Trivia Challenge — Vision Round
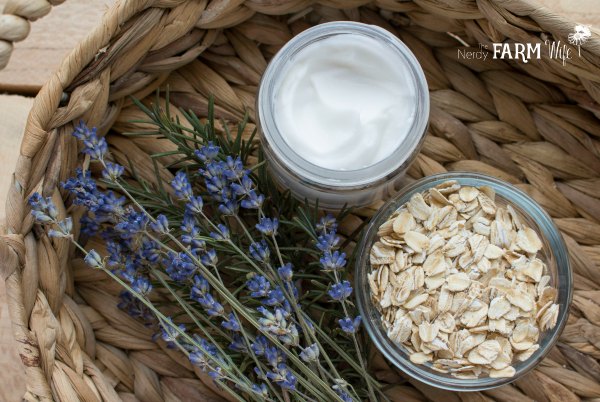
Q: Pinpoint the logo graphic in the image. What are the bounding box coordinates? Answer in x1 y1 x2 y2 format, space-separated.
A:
458 24 591 66
568 24 592 46
569 24 592 56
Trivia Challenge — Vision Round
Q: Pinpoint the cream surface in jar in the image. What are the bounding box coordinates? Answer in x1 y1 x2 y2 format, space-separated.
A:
274 34 417 170
258 22 429 209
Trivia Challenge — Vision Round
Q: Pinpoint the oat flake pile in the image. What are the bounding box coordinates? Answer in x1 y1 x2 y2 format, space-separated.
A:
368 180 560 379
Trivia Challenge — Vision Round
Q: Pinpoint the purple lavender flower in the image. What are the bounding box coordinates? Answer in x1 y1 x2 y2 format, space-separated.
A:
218 199 239 216
106 241 125 266
194 142 220 162
165 251 196 282
62 169 102 211
186 196 204 214
189 335 222 375
139 239 161 264
201 160 225 180
80 214 100 236
206 175 227 196
149 214 169 234
195 293 224 317
320 250 347 271
221 312 241 332
180 215 206 252
335 389 354 402
263 287 285 306
200 249 218 267
102 162 124 181
338 316 361 334
316 231 340 252
228 334 247 352
181 212 196 233
230 175 254 196
328 280 353 301
95 191 126 219
266 364 297 391
209 224 230 241
181 233 206 253
208 366 224 381
30 209 53 223
84 249 103 269
160 319 186 344
299 343 319 362
116 261 140 284
250 335 269 357
316 214 338 235
114 210 149 239
258 307 298 346
73 122 107 161
171 171 193 200
277 263 293 282
241 190 264 209
131 276 153 296
220 186 234 203
256 217 279 236
251 383 268 397
48 217 73 238
223 156 246 181
246 275 270 298
254 366 267 381
249 240 270 263
264 344 286 367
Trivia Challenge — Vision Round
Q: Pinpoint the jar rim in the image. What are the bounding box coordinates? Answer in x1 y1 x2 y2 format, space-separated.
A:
354 172 573 391
257 21 430 188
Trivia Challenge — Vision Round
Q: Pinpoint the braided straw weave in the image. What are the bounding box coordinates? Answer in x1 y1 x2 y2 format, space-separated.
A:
2 0 600 400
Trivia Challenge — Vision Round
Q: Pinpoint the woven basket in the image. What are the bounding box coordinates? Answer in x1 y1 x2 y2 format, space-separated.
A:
2 0 600 401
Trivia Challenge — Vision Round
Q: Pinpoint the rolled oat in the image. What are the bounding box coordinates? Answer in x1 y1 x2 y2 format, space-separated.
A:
369 180 559 379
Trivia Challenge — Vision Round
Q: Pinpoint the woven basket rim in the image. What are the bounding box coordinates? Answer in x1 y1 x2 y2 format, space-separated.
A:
3 0 600 401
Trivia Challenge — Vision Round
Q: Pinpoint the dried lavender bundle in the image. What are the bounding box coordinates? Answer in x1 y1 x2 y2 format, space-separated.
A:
29 99 382 402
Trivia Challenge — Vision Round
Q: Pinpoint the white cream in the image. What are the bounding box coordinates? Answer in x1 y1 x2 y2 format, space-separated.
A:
273 34 417 171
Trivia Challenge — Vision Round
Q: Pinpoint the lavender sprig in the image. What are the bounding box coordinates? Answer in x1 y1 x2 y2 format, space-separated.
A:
29 193 251 401
315 214 377 401
189 142 353 399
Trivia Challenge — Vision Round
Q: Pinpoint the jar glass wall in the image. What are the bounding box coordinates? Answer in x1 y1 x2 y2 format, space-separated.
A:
257 21 429 209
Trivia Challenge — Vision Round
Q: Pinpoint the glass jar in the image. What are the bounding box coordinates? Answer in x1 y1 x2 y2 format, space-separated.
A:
355 172 573 391
257 21 429 210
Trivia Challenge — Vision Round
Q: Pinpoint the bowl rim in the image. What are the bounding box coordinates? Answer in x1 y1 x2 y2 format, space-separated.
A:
354 171 573 391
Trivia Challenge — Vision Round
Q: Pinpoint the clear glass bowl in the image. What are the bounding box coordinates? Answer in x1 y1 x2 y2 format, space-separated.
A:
355 172 573 391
